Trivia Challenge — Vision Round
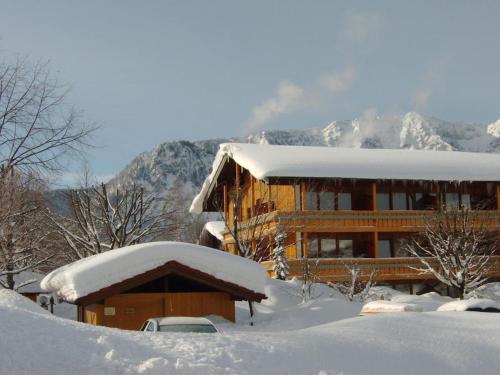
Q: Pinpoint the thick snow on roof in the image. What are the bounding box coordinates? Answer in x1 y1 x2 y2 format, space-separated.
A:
41 242 267 303
190 143 500 213
204 221 226 241
437 298 500 312
1 271 44 293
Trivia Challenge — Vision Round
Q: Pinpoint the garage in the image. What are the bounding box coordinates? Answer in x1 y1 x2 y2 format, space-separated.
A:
41 242 267 330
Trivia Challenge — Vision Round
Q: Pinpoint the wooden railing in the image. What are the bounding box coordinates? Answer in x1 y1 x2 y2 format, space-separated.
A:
260 256 500 283
262 210 500 233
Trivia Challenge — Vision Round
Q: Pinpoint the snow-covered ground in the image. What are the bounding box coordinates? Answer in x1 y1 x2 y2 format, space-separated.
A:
2 281 500 374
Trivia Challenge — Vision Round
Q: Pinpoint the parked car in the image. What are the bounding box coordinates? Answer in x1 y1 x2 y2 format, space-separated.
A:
140 316 220 333
360 300 423 316
437 298 500 313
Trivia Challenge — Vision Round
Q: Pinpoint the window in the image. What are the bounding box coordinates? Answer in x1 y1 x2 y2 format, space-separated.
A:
146 322 155 332
461 193 471 209
305 192 317 210
377 193 390 210
392 193 407 210
321 238 336 258
338 240 353 257
338 193 352 210
409 193 424 210
307 234 355 258
307 237 319 257
378 240 392 258
304 190 352 211
319 191 335 210
445 193 460 210
159 324 217 333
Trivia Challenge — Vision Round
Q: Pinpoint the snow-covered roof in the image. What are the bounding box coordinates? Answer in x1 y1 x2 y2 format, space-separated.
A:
41 242 267 303
203 221 226 241
190 143 500 213
437 298 500 312
1 271 44 294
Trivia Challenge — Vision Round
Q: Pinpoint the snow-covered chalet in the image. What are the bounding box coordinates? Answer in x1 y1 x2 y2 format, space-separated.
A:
191 143 500 292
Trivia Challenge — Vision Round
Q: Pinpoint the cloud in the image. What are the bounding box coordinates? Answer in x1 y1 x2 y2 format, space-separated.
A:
319 67 357 94
412 57 449 111
340 11 381 45
245 66 357 133
245 81 306 132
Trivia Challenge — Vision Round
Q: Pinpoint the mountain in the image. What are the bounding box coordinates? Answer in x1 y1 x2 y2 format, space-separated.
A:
107 112 500 209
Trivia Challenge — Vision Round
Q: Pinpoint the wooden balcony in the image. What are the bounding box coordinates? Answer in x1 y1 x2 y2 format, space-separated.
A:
253 210 500 233
260 256 500 283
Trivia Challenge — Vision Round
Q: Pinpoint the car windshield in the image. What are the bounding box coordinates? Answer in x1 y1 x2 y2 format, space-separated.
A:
158 324 217 333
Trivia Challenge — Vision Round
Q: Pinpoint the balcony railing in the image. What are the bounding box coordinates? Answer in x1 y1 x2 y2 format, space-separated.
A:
241 210 500 233
260 256 500 283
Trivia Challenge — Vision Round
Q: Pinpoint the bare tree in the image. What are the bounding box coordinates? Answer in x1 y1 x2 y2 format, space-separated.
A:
49 182 178 262
0 57 95 175
327 262 377 302
222 181 292 261
0 169 53 290
405 208 497 299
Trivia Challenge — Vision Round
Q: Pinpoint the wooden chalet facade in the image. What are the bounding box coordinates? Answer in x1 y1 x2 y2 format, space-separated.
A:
191 143 500 289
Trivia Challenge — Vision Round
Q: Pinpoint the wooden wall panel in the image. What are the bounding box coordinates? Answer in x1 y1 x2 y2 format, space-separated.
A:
103 293 164 331
164 292 235 322
86 292 236 330
83 304 104 326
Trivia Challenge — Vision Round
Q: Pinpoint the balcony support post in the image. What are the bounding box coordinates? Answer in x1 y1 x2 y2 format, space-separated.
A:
497 184 500 211
371 181 377 210
223 184 228 223
373 231 379 258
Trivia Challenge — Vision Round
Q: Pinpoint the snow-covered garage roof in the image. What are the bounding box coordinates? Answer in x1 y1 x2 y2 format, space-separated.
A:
41 242 267 304
190 143 500 213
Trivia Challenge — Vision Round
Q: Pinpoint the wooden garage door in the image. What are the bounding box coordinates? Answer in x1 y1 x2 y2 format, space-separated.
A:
164 292 235 322
103 293 164 330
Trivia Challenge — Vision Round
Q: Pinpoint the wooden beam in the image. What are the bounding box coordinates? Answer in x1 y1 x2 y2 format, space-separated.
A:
235 164 241 190
303 232 308 257
223 184 228 222
373 231 379 258
371 181 377 210
497 184 500 211
300 181 306 210
251 177 255 216
435 181 441 210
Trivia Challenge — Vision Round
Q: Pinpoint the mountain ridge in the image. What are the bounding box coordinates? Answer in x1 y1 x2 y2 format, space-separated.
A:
107 112 500 207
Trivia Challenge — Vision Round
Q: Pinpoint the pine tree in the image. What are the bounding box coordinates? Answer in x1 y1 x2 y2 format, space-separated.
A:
272 232 289 280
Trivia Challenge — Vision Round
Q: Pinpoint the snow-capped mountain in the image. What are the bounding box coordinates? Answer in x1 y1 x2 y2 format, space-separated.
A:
108 112 500 206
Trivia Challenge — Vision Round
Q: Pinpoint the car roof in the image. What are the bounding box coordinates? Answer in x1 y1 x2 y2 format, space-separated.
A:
150 316 215 326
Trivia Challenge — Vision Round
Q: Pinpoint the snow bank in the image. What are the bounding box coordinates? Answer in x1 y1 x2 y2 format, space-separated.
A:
190 142 500 213
203 221 226 241
234 278 362 331
41 242 267 302
437 298 500 312
0 289 49 315
361 300 423 315
2 291 500 375
388 292 453 312
470 282 500 300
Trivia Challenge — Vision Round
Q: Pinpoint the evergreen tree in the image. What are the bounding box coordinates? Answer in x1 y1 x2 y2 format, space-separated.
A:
272 232 289 280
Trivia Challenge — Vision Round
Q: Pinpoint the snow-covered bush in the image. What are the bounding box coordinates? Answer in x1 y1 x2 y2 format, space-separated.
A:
272 232 289 280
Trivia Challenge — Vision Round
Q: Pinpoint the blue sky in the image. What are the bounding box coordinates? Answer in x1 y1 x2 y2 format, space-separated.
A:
1 1 500 183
